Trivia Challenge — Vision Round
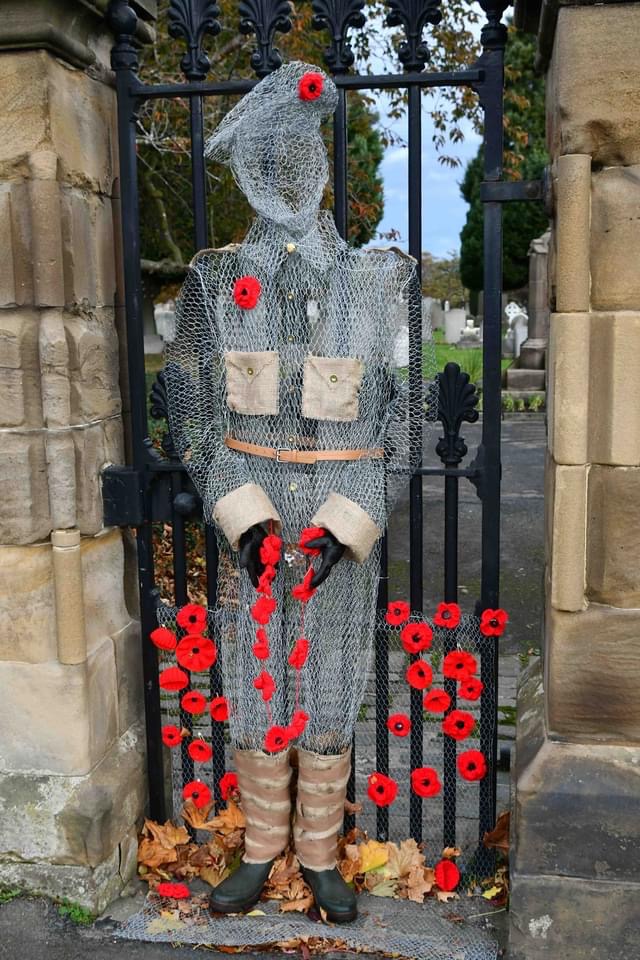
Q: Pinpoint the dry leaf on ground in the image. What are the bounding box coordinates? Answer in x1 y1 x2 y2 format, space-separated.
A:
483 810 510 856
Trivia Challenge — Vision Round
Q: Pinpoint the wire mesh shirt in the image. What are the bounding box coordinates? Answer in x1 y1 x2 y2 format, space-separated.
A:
166 62 437 756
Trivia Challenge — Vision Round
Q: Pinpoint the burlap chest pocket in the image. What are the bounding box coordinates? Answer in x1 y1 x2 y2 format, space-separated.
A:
224 351 279 415
301 355 364 422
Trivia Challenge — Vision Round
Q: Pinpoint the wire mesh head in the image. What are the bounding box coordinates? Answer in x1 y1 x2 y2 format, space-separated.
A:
205 62 338 233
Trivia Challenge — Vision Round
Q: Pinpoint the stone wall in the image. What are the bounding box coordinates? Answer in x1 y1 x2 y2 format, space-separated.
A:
0 1 155 911
510 3 640 958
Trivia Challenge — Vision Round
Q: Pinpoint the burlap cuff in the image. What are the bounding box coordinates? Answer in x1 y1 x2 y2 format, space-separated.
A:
213 483 282 550
311 491 380 563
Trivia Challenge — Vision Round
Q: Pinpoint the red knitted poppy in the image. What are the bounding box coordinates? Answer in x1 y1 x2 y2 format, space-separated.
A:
157 882 190 899
442 709 475 741
298 72 324 101
219 771 239 801
458 676 484 701
286 709 309 739
209 695 229 722
387 713 411 737
479 608 509 637
253 670 276 702
161 725 182 748
292 566 316 603
264 725 290 753
433 602 461 629
423 688 452 714
176 635 217 672
188 739 213 763
411 766 442 798
176 603 207 632
233 275 261 309
251 595 277 625
181 690 207 715
299 526 325 556
386 600 410 626
434 858 460 892
150 626 177 651
252 630 270 660
457 749 487 781
367 772 398 807
288 637 309 669
159 666 189 692
406 659 433 690
400 621 433 655
182 780 212 809
259 534 282 566
442 650 477 680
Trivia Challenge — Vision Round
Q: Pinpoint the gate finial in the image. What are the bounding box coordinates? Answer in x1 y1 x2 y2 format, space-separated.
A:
108 0 139 72
238 0 293 78
384 0 443 73
168 0 221 81
311 0 366 74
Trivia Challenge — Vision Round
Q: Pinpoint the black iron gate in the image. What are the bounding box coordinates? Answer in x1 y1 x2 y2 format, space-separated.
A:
104 0 541 868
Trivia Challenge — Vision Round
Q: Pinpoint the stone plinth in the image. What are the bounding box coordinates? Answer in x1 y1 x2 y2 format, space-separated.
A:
0 0 152 911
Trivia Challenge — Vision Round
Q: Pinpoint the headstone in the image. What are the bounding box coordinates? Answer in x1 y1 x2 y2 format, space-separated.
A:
443 307 467 344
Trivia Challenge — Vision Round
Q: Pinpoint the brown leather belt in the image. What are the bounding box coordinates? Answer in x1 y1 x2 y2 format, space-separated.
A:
224 436 384 464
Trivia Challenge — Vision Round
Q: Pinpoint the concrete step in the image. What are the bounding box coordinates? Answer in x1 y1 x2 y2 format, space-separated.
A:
506 368 546 390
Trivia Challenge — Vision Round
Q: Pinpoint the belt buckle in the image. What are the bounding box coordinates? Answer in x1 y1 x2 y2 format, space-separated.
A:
275 446 292 463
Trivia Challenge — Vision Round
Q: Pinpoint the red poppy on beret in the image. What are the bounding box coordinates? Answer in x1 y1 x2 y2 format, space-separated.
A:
423 688 451 714
251 595 277 625
219 771 239 801
286 709 309 739
459 676 484 701
367 772 398 807
387 713 411 737
433 602 461 629
176 603 207 633
259 534 282 566
299 526 325 557
410 766 442 798
406 659 433 690
288 636 309 670
161 724 182 748
400 621 433 655
443 650 477 681
253 670 276 702
479 608 509 637
457 749 487 781
159 666 189 691
181 690 207 715
150 626 177 651
188 739 213 763
292 566 316 603
442 709 475 741
434 858 460 892
298 72 324 101
233 275 261 309
252 629 270 660
264 725 290 753
182 780 212 809
157 882 190 899
176 635 217 672
386 600 410 626
209 695 229 722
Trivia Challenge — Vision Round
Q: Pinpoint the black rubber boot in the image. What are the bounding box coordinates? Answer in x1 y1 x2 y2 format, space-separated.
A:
301 866 357 923
209 859 274 914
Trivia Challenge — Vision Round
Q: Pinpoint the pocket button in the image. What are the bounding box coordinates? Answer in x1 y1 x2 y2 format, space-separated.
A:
329 374 338 383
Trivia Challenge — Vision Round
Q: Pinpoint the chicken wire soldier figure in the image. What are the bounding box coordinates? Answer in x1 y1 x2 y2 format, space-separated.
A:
166 61 436 921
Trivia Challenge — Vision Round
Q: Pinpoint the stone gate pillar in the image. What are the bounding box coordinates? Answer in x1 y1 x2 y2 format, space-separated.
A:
0 0 156 911
510 2 640 957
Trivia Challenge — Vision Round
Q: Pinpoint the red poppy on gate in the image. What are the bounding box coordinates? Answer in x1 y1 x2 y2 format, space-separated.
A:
259 534 283 566
150 626 177 651
433 602 462 629
209 695 229 722
442 650 478 681
385 600 410 626
219 771 239 801
292 566 316 603
233 275 261 310
400 621 433 655
182 780 212 809
251 595 277 625
458 676 484 701
442 709 475 742
288 637 309 670
252 629 270 660
188 739 213 763
406 659 433 690
286 709 309 739
156 882 190 900
411 766 442 798
299 526 325 556
159 666 189 692
161 725 182 748
181 690 207 715
457 749 487 782
298 72 324 101
367 772 398 807
434 858 460 892
176 604 207 633
253 670 276 701
387 713 411 737
423 688 451 714
479 608 509 637
176 635 217 672
264 725 290 753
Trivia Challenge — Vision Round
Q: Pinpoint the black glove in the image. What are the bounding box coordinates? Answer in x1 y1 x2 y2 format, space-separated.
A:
239 524 270 588
304 530 346 588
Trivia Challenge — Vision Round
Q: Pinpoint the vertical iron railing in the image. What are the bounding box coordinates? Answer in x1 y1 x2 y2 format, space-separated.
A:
106 0 516 853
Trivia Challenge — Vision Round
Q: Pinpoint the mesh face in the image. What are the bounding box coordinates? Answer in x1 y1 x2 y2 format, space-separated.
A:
165 60 437 757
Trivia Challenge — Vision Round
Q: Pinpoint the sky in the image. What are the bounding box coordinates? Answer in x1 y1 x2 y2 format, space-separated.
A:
374 107 482 258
